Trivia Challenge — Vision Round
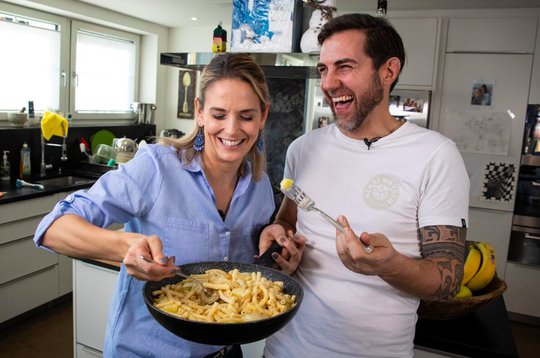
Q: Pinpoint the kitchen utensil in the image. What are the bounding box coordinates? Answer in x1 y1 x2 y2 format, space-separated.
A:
280 179 374 254
7 112 28 128
90 130 115 153
132 103 157 124
16 179 44 190
139 255 217 302
112 137 138 164
142 261 303 345
182 72 191 113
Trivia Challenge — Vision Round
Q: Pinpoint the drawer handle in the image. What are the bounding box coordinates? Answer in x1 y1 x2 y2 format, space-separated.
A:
524 233 540 240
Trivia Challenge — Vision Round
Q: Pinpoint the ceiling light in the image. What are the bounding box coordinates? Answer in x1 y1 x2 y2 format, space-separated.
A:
191 17 199 21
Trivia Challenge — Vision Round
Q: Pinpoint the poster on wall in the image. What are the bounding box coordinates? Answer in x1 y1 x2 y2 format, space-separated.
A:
177 71 195 119
480 161 516 203
470 81 494 107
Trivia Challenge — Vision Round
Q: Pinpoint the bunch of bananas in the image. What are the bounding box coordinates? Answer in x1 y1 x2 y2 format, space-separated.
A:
455 242 497 298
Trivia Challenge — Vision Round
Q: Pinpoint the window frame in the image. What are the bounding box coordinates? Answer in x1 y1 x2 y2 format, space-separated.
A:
0 2 141 124
69 20 140 121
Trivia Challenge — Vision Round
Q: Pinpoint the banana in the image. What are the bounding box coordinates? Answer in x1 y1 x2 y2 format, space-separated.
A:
455 284 473 298
462 243 482 285
466 242 496 292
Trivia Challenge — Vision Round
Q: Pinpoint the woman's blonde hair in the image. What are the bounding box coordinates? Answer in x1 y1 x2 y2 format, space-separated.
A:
160 53 271 181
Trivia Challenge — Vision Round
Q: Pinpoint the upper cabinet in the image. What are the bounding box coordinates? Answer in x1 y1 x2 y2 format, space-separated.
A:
391 18 440 89
447 17 537 54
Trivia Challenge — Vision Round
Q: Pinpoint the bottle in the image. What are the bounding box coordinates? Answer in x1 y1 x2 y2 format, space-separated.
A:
20 142 31 179
212 22 227 53
376 0 387 18
1 150 10 182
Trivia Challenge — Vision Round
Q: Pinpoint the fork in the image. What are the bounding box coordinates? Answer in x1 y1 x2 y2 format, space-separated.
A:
139 255 218 303
280 180 374 254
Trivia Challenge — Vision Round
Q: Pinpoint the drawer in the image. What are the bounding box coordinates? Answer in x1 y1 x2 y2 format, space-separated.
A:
0 265 59 323
0 195 57 225
0 237 58 285
0 216 44 245
76 343 103 358
504 262 540 318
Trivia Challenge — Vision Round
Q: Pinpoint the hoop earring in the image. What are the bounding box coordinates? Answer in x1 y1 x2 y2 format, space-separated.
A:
194 127 204 152
257 132 264 154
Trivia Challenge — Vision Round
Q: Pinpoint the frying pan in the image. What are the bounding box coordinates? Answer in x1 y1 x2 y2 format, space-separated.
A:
142 245 303 345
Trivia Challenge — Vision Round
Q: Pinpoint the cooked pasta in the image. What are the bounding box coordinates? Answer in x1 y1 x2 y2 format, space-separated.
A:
151 268 297 323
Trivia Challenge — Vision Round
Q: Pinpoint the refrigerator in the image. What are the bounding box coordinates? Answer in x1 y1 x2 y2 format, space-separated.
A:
437 52 534 276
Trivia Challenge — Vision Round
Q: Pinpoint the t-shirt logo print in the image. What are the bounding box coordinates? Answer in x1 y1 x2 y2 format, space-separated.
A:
364 175 400 209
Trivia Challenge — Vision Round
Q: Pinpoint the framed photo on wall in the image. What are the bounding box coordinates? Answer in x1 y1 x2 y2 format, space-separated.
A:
177 71 196 119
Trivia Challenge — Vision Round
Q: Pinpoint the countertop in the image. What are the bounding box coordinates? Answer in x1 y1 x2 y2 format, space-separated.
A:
82 259 519 357
0 173 97 204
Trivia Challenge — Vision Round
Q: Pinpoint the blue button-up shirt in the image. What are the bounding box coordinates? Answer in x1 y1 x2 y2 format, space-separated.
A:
34 143 275 357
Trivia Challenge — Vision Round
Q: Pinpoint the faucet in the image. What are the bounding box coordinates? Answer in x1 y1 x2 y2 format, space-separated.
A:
40 122 68 177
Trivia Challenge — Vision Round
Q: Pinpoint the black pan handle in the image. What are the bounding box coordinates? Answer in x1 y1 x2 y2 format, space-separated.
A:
254 240 282 267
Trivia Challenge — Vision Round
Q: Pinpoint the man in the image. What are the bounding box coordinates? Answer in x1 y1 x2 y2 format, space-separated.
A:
262 14 469 357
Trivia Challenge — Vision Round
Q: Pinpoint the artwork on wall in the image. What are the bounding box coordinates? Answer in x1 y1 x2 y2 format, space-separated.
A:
480 161 516 202
177 71 196 119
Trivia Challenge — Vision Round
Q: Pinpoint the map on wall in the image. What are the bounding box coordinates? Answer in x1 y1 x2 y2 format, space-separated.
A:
443 111 511 155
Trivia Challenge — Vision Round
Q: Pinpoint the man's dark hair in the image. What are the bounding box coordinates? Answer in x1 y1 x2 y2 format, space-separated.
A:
318 13 406 91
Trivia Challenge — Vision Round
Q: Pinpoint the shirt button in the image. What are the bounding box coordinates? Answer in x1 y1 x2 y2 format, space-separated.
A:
225 231 231 237
223 256 229 261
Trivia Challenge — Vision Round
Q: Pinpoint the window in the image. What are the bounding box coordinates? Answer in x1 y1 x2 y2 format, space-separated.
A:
0 3 139 122
0 10 65 113
71 21 139 119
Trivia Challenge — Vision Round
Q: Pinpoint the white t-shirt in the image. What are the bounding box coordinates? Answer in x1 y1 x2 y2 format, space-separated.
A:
264 121 469 358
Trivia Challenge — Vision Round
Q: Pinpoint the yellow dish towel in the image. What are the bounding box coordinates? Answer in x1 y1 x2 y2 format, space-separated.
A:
41 112 68 140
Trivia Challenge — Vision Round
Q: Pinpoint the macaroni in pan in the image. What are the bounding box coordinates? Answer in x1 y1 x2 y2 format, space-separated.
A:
151 268 297 323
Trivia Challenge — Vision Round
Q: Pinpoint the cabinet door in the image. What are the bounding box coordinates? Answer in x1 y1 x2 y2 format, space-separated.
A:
447 17 537 54
467 208 513 278
504 262 540 318
392 18 439 88
74 260 118 353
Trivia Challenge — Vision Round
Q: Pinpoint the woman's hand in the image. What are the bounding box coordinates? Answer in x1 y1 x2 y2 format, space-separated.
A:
259 224 306 275
123 234 176 281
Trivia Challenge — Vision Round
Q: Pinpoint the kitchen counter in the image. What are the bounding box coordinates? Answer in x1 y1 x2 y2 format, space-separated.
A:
81 259 519 357
0 174 96 204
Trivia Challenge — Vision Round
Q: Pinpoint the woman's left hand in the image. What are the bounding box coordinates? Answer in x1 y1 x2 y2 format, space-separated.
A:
259 224 306 275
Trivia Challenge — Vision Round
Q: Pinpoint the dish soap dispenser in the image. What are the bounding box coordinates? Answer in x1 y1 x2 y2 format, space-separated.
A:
1 150 10 182
20 142 31 179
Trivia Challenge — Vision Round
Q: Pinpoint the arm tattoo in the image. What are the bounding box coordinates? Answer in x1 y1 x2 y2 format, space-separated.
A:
419 225 467 299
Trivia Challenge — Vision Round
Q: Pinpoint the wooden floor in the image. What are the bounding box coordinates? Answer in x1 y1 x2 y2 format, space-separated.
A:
0 298 539 358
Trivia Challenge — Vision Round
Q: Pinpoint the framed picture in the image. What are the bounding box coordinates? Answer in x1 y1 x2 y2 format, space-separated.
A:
177 71 196 119
470 81 493 107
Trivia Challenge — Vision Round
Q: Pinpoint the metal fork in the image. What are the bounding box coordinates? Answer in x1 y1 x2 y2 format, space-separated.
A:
281 181 374 254
139 255 218 303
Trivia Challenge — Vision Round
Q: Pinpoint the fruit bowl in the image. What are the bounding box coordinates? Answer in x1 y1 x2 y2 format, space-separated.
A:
417 275 507 320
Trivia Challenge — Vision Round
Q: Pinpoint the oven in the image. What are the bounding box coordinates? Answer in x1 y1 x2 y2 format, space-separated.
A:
511 157 540 267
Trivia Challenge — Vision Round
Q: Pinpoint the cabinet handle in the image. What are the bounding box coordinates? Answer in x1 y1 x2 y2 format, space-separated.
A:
524 233 540 240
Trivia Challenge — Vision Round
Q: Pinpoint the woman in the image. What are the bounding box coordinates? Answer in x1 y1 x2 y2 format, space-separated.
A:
33 53 302 358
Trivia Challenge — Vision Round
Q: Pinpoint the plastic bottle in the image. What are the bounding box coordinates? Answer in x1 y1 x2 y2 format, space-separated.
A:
1 150 10 182
20 142 31 179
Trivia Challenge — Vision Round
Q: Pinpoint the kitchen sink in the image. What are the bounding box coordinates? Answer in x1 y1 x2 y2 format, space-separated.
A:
36 175 96 188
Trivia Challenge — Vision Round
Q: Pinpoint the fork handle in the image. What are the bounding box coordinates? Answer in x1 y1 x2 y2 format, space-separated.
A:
312 208 374 254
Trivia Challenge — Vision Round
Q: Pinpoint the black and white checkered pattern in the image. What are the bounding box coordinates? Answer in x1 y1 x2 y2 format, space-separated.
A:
481 162 516 202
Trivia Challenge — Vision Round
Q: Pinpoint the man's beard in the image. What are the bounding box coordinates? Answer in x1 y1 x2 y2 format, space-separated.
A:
332 72 384 132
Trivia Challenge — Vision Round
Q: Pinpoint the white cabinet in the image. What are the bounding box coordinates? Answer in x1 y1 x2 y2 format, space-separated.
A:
504 262 540 318
0 195 60 324
392 18 440 89
468 208 513 278
73 259 118 356
447 17 537 54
